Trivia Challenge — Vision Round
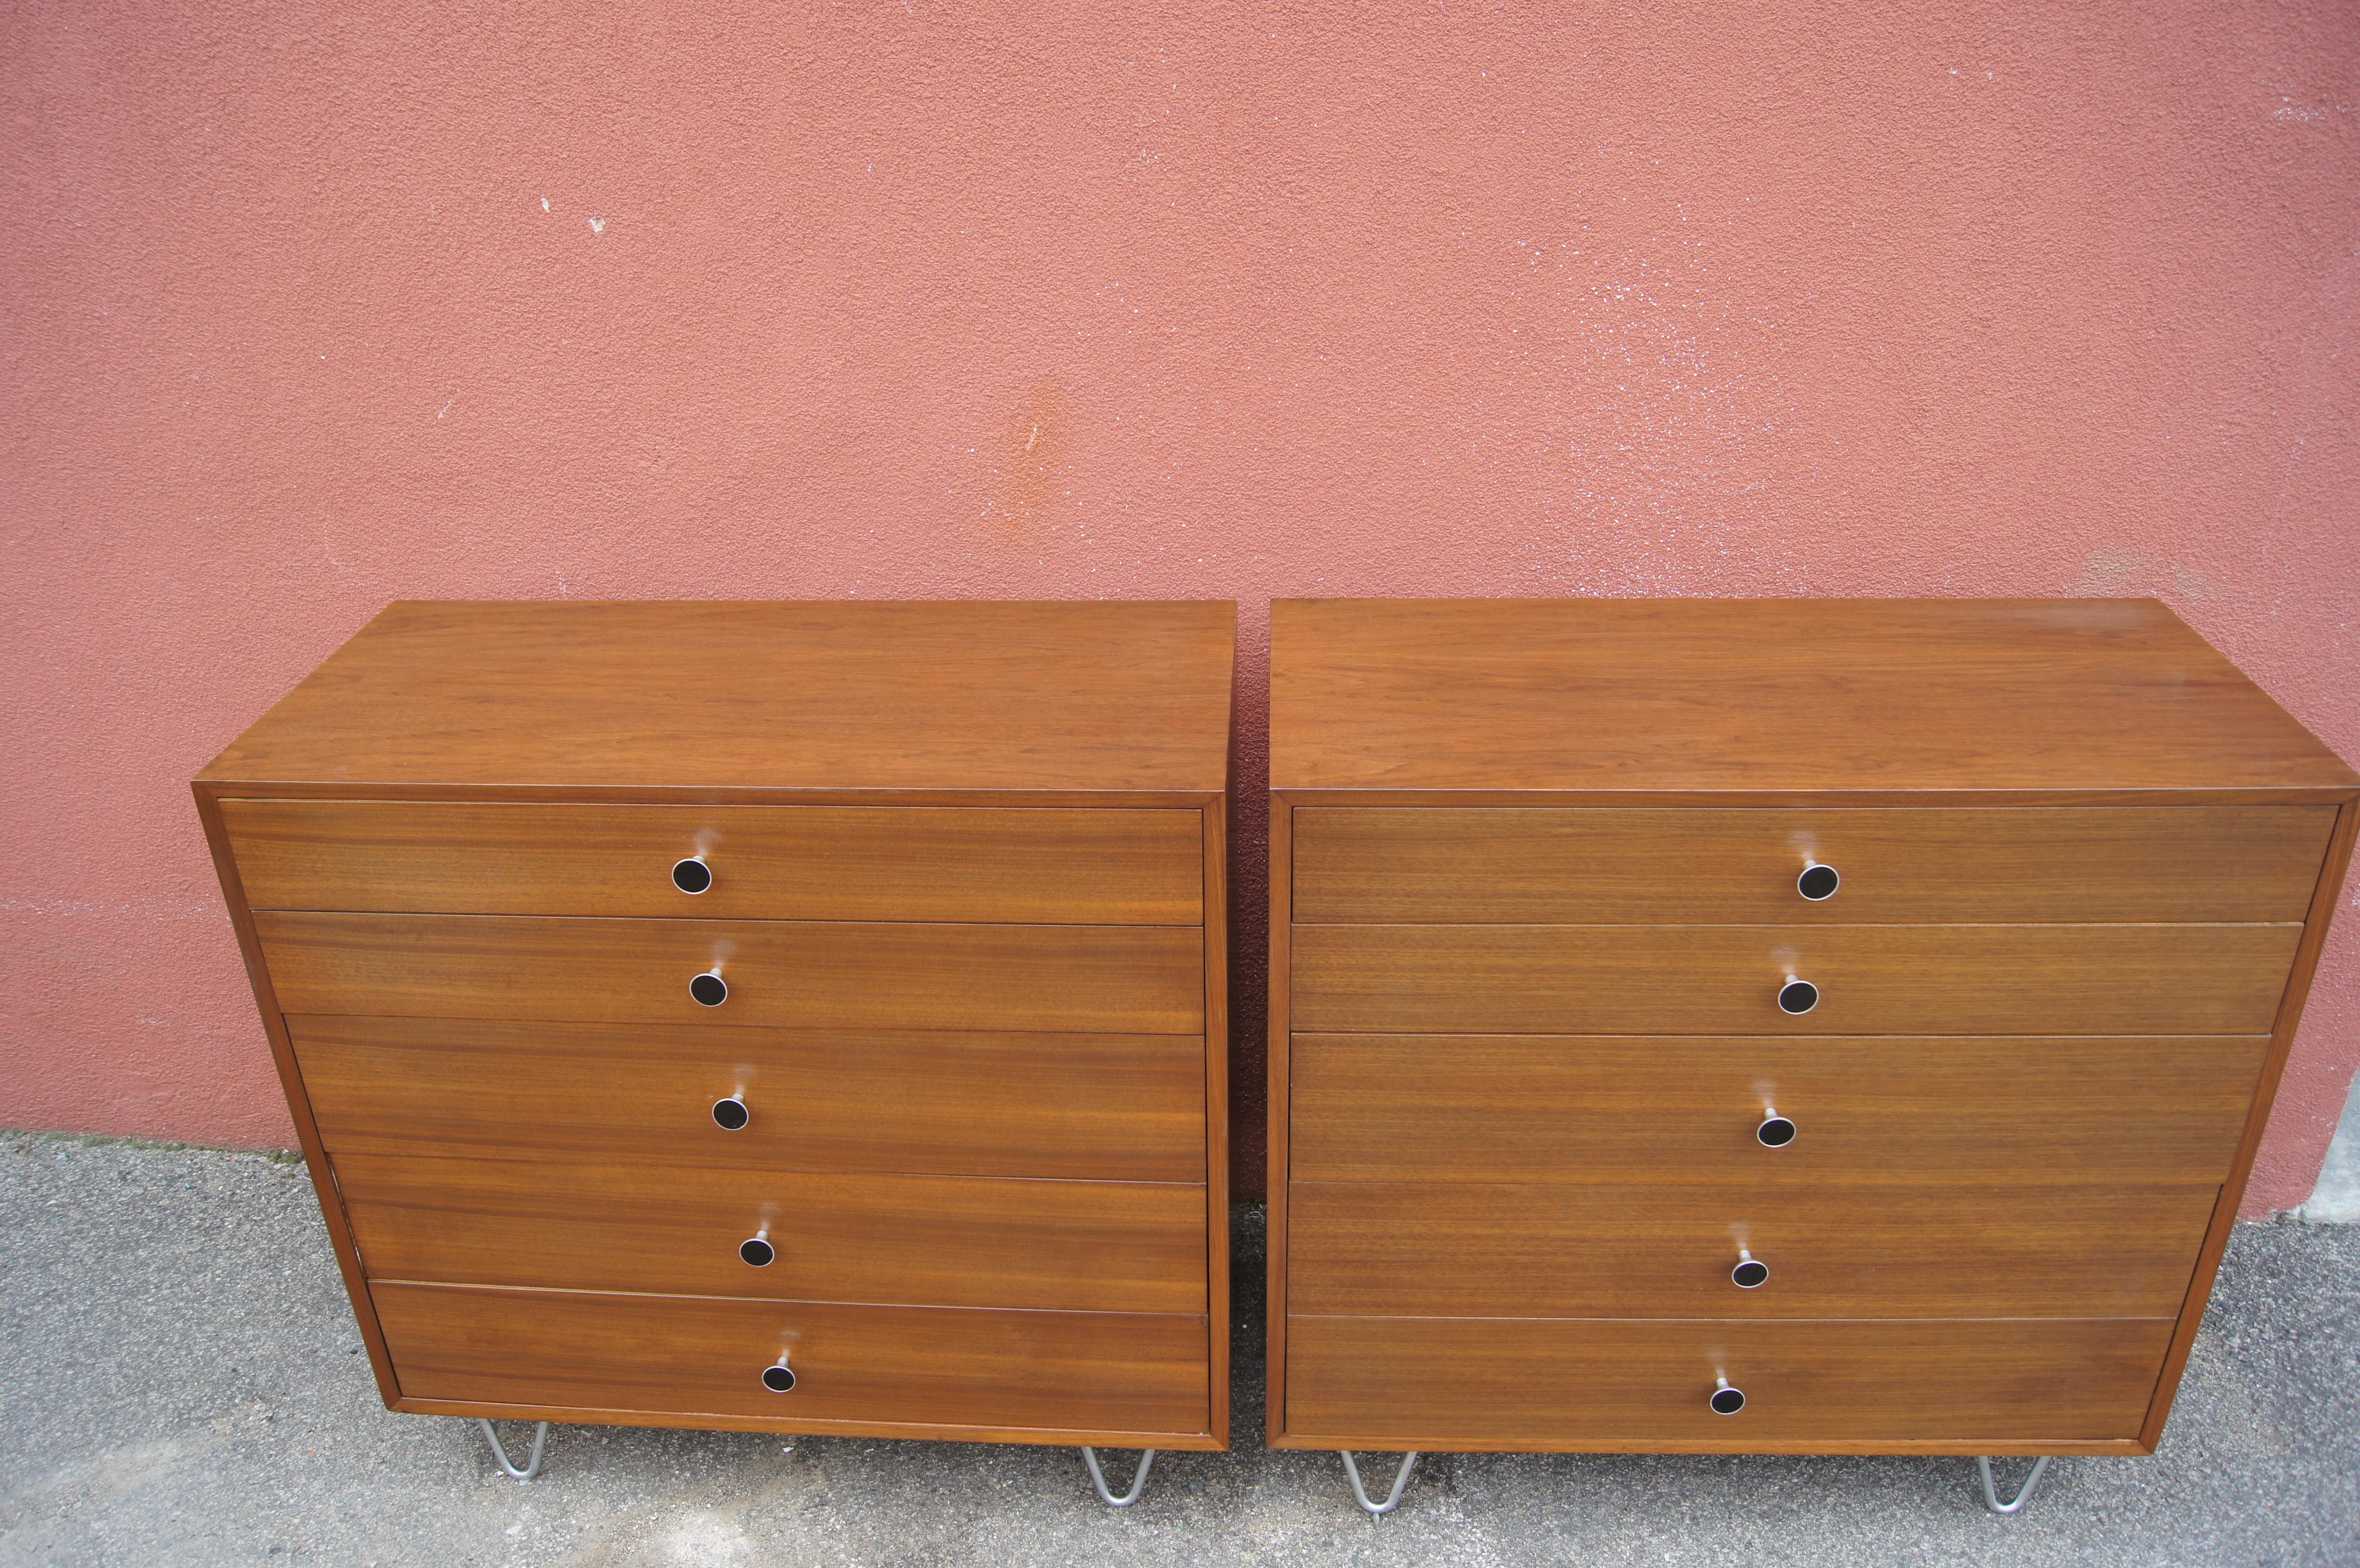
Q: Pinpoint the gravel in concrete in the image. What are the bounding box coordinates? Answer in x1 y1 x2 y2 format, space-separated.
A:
3 1132 2356 1567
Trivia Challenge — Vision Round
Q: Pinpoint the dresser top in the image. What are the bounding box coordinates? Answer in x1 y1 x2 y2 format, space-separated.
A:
200 600 1237 795
1271 598 2355 796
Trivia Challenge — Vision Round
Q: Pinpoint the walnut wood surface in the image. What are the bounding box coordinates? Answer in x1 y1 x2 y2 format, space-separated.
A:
199 600 1237 793
289 1017 1206 1183
1291 923 2300 1036
223 801 1204 924
1287 1182 2215 1319
257 913 1204 1034
373 1284 1212 1439
1289 1035 2265 1186
337 1154 1205 1314
1282 1315 2175 1449
1292 806 2335 924
2143 796 2360 1448
1269 599 2359 795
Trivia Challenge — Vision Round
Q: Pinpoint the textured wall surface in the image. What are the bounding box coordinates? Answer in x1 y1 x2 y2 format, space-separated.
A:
4 1 2355 1210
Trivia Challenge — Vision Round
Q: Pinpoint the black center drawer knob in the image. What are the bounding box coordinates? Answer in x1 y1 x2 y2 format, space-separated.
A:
1797 861 1840 901
690 968 729 1007
1710 1377 1746 1415
712 1095 750 1130
1732 1249 1770 1289
762 1358 796 1393
740 1235 775 1267
1777 977 1819 1015
1757 1108 1796 1147
673 855 713 895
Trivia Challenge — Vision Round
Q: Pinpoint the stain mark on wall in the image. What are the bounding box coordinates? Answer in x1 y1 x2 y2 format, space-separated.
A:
2075 546 2211 602
984 381 1071 536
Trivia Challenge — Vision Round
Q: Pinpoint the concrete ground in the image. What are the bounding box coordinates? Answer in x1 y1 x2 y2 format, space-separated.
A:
2 1133 2355 1568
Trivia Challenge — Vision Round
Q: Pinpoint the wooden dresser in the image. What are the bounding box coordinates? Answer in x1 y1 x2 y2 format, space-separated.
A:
195 600 1234 1465
1266 600 2355 1484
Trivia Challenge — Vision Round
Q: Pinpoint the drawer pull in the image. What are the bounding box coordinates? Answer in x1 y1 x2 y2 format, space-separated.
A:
1709 1377 1745 1415
1731 1249 1770 1289
690 968 729 1007
762 1356 797 1393
1777 976 1819 1015
1797 861 1840 901
711 1095 750 1131
740 1233 775 1267
1756 1108 1796 1147
672 855 713 895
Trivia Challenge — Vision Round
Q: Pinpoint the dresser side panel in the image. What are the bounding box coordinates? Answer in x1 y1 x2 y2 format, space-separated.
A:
2141 792 2360 1448
192 782 402 1407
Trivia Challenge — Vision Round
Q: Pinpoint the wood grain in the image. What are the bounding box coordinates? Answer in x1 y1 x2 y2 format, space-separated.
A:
1292 806 2335 925
336 1154 1205 1313
222 800 1204 923
1264 799 1294 1444
288 1016 1207 1182
257 913 1204 1033
1290 923 2301 1036
1282 1315 2175 1450
1269 599 2359 795
199 600 1237 794
1289 1035 2266 1186
373 1284 1212 1438
1199 802 1232 1446
1286 1182 2217 1319
2143 795 2360 1447
190 785 406 1409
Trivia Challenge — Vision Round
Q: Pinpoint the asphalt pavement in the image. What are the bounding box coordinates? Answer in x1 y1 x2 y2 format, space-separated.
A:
3 1130 2354 1567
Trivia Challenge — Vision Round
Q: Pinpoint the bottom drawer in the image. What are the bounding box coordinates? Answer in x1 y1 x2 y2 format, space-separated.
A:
376 1284 1212 1441
1284 1316 2173 1450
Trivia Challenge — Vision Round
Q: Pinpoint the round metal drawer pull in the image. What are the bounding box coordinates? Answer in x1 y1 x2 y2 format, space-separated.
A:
1732 1249 1770 1289
712 1095 750 1131
740 1234 774 1267
1797 861 1840 901
672 855 713 895
1777 976 1819 1015
1710 1377 1746 1415
762 1358 796 1393
690 968 729 1007
1757 1108 1796 1147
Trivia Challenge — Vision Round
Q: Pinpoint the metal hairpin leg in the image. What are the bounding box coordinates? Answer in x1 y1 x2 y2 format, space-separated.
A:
1976 1456 2053 1515
1340 1450 1420 1516
476 1419 551 1482
1080 1446 1156 1507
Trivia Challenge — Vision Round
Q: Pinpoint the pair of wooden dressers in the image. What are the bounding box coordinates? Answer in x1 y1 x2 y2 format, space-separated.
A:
197 595 2355 1516
195 600 1235 1500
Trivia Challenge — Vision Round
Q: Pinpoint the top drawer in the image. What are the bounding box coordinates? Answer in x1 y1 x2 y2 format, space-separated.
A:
220 801 1203 924
1292 806 2334 924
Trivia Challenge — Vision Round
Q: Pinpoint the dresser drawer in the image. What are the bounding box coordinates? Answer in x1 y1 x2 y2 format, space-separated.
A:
258 914 1204 1033
338 1154 1206 1314
1287 1182 2215 1319
1282 1315 2173 1448
221 800 1204 924
376 1284 1212 1438
1291 923 2300 1035
1290 1035 2264 1186
290 1017 1206 1183
1292 806 2335 924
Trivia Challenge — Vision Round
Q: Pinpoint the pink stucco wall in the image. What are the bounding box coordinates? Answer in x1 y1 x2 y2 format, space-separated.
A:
4 3 2355 1210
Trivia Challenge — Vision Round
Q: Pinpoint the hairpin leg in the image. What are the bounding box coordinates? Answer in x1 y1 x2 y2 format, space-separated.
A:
477 1419 551 1482
1080 1446 1156 1507
1977 1455 2053 1515
1340 1450 1419 1516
